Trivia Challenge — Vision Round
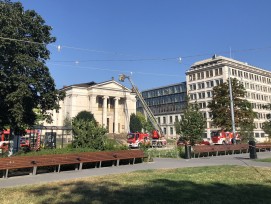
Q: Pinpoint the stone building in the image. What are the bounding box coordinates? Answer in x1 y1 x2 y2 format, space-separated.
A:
47 78 136 134
186 55 271 142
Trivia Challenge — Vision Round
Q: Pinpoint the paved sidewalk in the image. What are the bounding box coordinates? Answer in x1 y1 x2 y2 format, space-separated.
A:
0 152 271 188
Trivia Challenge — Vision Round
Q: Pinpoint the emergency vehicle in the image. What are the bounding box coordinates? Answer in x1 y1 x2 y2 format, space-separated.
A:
211 130 240 144
127 132 150 148
0 130 10 152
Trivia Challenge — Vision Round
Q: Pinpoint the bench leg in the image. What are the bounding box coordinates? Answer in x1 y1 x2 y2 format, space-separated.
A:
33 166 37 175
58 164 61 173
5 169 8 178
99 161 102 168
79 163 83 170
116 160 120 167
133 158 135 165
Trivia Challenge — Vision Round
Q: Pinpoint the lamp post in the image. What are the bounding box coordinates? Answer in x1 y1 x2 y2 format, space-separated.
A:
228 66 236 144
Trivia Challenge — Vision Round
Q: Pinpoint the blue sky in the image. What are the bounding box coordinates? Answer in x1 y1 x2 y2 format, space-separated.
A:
17 0 271 91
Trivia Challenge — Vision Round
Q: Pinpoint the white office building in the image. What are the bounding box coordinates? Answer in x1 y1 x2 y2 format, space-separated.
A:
186 55 271 142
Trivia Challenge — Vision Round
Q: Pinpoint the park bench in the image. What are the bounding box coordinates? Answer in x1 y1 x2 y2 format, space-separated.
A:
0 150 146 178
193 144 249 158
256 143 271 152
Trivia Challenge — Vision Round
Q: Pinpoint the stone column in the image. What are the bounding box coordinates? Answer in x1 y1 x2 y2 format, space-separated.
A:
102 96 108 127
89 95 97 113
114 97 120 133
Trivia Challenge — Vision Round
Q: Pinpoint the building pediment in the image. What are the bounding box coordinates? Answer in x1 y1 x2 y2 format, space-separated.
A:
89 80 131 92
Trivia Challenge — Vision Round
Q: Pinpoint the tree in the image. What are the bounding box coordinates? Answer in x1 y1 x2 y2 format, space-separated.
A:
129 113 142 133
74 111 96 124
0 1 64 133
72 119 107 150
63 114 72 135
136 112 154 133
262 104 271 140
175 102 205 145
208 78 256 132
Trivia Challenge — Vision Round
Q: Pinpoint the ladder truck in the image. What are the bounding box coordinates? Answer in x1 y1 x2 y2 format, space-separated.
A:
119 74 167 147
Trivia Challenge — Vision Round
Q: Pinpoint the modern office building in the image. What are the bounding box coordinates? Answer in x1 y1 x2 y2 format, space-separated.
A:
137 82 187 138
186 55 271 142
45 78 136 134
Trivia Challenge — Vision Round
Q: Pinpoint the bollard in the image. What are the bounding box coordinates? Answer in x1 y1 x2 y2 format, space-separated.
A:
185 145 192 159
249 140 257 159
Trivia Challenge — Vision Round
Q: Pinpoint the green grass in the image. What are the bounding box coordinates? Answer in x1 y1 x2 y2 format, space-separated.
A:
256 158 271 163
1 165 271 204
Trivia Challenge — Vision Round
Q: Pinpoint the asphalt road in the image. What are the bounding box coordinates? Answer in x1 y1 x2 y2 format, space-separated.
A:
1 152 271 189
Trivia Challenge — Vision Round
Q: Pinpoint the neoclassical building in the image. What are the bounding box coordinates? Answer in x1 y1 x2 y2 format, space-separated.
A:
47 78 136 134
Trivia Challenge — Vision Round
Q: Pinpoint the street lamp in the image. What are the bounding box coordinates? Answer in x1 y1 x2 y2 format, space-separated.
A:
228 66 236 144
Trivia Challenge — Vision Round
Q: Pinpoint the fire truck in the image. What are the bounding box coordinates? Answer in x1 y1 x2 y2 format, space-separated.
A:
127 132 150 148
119 74 167 148
0 129 41 152
0 130 10 152
211 130 240 144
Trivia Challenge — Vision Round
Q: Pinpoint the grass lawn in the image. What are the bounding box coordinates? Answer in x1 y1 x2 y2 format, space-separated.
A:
0 165 271 204
256 158 271 163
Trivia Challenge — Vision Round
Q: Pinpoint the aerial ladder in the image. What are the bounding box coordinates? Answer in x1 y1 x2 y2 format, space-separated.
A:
119 74 166 147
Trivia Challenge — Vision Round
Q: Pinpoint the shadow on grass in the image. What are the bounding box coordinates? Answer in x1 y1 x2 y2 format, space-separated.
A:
27 179 271 204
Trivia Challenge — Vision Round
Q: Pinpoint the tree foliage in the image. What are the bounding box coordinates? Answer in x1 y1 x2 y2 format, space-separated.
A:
0 0 64 133
74 111 96 124
136 112 154 133
262 104 271 139
72 119 107 150
208 78 256 131
129 113 142 133
175 102 205 145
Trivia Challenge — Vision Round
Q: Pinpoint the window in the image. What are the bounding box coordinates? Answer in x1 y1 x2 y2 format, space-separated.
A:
163 117 166 124
215 69 219 76
210 81 214 87
163 128 167 135
219 68 222 75
175 116 178 122
170 127 173 135
170 116 173 123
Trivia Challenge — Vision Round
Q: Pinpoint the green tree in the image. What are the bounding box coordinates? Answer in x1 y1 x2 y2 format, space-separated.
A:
72 119 107 150
136 112 154 133
176 102 205 145
129 113 142 133
208 78 256 132
63 114 72 135
262 104 271 140
74 111 96 124
0 1 64 133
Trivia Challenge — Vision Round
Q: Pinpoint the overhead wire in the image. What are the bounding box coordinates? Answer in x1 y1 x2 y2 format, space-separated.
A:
47 63 182 77
1 36 271 63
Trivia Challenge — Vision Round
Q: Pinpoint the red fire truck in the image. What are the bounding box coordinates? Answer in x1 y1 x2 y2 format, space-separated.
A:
127 132 150 148
0 129 41 152
211 130 240 144
0 130 10 152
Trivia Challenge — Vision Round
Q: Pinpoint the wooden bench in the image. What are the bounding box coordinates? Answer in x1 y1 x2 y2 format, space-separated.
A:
193 144 249 158
0 150 146 178
256 143 271 152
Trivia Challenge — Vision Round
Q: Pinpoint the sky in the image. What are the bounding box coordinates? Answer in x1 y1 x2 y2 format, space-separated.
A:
16 0 271 91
